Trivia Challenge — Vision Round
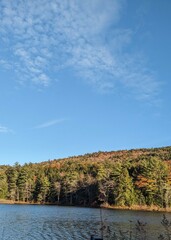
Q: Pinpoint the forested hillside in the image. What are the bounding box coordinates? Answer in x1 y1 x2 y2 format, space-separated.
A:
1 146 171 208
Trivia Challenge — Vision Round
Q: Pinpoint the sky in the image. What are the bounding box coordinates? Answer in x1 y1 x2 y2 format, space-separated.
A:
0 0 171 165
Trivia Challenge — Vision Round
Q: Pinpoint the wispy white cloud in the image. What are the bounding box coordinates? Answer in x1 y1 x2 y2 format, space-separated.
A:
0 0 159 100
34 119 65 129
0 125 13 133
0 59 11 70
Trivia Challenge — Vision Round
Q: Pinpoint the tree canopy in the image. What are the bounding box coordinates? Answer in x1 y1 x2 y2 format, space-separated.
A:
1 146 171 208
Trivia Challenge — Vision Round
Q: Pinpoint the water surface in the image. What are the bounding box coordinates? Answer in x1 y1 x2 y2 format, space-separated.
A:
0 204 170 239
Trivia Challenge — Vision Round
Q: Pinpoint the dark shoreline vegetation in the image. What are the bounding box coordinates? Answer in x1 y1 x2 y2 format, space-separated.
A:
101 214 171 240
1 146 171 211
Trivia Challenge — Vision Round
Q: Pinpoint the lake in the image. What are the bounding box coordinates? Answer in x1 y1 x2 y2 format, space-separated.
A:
0 204 170 239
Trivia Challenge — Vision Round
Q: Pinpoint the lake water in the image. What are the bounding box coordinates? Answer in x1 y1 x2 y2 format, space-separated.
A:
0 204 170 239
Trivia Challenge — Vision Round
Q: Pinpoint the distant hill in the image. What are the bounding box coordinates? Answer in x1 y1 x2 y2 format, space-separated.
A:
42 146 171 164
1 146 171 210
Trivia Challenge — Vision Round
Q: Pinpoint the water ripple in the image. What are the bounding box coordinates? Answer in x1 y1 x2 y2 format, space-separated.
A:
0 204 169 239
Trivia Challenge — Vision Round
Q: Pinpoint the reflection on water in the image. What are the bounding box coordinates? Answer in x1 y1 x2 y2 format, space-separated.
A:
0 204 170 239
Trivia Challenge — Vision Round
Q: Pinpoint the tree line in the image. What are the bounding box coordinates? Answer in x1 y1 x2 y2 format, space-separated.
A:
1 146 171 208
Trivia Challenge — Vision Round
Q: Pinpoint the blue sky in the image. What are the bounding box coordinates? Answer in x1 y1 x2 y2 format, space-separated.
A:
0 0 171 165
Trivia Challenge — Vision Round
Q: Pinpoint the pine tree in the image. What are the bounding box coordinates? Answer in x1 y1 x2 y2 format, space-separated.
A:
136 157 169 206
0 168 8 199
6 167 18 200
17 168 28 201
114 167 136 206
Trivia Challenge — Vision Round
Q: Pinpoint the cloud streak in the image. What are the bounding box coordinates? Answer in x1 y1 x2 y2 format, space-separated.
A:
0 125 13 133
0 0 159 100
34 119 65 129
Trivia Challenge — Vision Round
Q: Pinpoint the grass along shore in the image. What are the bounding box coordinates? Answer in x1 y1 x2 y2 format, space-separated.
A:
1 199 171 213
101 203 171 212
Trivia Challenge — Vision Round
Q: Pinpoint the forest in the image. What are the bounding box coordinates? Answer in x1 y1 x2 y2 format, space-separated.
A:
1 146 171 208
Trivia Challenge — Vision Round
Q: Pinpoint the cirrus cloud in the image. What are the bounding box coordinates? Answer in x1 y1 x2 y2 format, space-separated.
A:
0 124 13 133
0 0 159 101
34 119 65 129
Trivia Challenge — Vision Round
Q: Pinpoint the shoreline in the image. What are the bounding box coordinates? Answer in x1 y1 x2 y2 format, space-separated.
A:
1 199 171 213
101 203 171 213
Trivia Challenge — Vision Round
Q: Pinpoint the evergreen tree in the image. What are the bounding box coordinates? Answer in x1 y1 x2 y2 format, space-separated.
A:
34 174 50 203
136 157 169 206
6 167 18 200
61 171 79 205
114 167 136 206
17 168 28 201
0 168 8 199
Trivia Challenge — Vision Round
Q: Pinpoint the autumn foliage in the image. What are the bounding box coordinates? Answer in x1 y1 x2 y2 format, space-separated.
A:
0 146 171 208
